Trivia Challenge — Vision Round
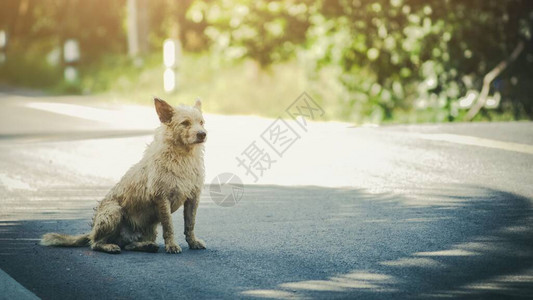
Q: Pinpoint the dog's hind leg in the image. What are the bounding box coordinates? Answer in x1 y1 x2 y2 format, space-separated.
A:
90 200 122 254
124 224 159 252
124 241 159 253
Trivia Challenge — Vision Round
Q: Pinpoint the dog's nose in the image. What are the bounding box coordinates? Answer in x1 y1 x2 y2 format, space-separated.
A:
197 131 206 140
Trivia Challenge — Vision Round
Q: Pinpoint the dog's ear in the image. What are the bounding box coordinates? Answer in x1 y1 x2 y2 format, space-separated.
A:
154 97 174 124
194 97 202 112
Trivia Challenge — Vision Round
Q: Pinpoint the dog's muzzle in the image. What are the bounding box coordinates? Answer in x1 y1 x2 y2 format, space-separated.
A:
196 131 207 143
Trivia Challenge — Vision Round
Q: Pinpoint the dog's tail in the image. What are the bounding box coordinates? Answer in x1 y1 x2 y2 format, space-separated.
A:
40 232 90 247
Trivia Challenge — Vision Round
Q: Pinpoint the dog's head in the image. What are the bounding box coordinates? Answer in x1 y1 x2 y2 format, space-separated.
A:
154 97 207 146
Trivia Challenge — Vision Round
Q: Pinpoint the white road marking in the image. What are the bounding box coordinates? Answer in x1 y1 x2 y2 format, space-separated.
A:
0 173 34 191
416 133 533 155
25 102 116 123
24 102 159 129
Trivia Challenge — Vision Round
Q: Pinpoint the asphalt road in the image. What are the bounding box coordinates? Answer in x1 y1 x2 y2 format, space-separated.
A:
0 88 532 299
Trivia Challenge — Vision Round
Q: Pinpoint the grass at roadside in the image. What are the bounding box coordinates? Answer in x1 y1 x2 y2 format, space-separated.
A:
90 54 310 119
76 53 361 123
81 54 521 124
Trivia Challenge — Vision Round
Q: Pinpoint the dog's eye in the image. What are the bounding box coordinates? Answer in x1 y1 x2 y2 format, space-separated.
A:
180 120 191 126
200 121 204 125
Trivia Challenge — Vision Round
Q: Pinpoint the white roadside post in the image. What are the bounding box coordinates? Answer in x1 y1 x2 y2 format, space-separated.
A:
484 92 501 109
0 30 7 64
458 90 501 110
163 38 182 93
63 39 80 83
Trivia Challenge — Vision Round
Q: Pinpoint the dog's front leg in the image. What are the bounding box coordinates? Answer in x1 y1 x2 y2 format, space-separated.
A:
184 197 206 250
156 198 181 254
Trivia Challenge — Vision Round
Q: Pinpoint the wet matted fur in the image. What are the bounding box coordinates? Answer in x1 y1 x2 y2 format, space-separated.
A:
41 98 207 254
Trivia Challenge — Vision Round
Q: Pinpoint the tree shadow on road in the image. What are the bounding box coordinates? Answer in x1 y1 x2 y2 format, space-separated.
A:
0 184 531 299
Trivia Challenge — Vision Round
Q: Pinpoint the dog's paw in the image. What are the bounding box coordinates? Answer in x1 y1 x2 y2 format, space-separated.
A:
106 244 122 254
188 239 206 250
145 243 160 253
92 243 121 254
165 243 182 254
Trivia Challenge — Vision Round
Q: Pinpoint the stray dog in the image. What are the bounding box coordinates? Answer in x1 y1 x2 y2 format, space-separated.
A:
41 98 207 254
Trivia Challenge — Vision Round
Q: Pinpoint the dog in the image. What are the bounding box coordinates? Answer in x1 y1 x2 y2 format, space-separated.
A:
41 98 207 254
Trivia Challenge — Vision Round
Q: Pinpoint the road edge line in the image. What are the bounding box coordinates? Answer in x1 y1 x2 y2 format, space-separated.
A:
0 268 39 300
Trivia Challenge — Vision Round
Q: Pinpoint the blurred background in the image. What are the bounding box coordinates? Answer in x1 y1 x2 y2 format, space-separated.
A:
0 0 532 124
2 2 533 297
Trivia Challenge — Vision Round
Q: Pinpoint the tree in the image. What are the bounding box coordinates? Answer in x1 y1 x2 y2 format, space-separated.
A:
194 0 533 122
0 0 126 62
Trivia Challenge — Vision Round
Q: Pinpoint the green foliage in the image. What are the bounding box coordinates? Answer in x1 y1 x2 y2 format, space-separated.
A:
1 0 532 123
0 53 62 89
0 0 127 62
189 0 314 65
188 0 533 122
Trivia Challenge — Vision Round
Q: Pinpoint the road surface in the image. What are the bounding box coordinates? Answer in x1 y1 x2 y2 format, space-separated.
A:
0 88 532 299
